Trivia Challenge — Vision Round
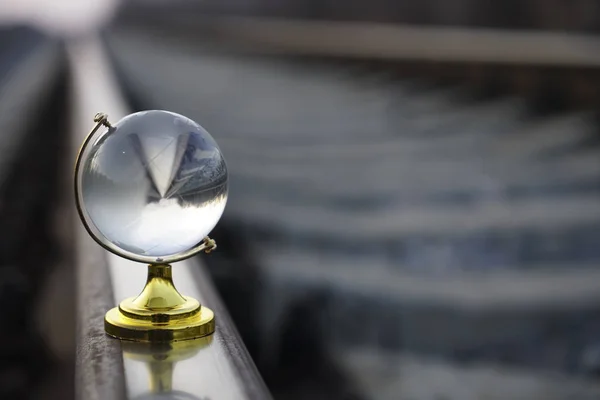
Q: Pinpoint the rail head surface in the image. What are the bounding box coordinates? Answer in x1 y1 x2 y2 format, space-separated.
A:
69 37 271 400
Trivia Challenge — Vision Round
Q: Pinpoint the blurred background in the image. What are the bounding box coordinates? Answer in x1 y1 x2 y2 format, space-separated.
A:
1 0 600 399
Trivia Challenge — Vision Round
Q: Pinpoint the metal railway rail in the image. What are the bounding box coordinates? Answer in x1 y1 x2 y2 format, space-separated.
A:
111 3 600 108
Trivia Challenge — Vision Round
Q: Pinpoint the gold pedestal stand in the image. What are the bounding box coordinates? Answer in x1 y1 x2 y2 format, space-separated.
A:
105 264 215 342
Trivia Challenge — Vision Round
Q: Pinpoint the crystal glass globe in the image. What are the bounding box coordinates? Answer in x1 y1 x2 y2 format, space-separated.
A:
76 110 228 263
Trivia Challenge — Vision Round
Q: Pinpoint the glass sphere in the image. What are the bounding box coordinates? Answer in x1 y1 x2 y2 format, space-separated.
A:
76 110 228 263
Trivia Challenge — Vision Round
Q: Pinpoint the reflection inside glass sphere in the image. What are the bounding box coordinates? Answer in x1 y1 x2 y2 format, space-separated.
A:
79 110 228 262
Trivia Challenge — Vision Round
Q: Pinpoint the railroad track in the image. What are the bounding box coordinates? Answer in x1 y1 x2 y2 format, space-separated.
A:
3 4 599 397
102 21 600 399
112 2 600 108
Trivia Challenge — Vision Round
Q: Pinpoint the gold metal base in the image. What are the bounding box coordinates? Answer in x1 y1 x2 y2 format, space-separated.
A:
105 264 215 342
